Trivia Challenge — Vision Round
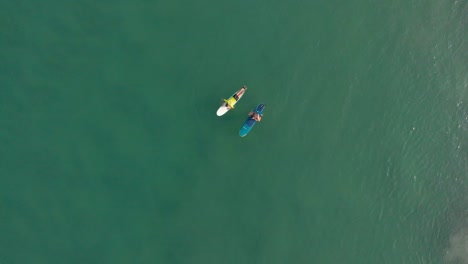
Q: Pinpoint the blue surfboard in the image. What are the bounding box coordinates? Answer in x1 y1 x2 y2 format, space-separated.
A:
239 104 266 137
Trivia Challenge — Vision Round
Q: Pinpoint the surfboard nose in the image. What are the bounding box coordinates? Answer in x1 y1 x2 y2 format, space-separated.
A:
257 104 266 112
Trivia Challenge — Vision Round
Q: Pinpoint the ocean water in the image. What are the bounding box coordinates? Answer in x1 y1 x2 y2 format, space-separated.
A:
0 0 467 263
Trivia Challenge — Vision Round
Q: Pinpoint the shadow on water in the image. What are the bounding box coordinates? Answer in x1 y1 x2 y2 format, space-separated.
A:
441 204 468 264
436 102 468 264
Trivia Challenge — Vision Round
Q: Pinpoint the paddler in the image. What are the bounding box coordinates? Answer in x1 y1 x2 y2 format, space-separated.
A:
234 85 247 100
248 111 262 122
223 97 236 110
223 85 247 110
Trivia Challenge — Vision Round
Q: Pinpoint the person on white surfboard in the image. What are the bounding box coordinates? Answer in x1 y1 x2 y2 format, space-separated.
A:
216 85 247 116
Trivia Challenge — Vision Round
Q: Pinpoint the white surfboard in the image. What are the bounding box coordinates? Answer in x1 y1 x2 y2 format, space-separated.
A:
216 86 247 116
216 103 230 116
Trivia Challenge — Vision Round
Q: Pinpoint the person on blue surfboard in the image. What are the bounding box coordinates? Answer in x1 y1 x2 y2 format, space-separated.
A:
248 111 262 122
239 103 266 137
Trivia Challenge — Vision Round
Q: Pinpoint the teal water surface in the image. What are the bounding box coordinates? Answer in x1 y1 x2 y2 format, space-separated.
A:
1 0 467 263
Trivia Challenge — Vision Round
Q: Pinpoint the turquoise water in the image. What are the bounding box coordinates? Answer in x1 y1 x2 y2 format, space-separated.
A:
1 0 467 263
